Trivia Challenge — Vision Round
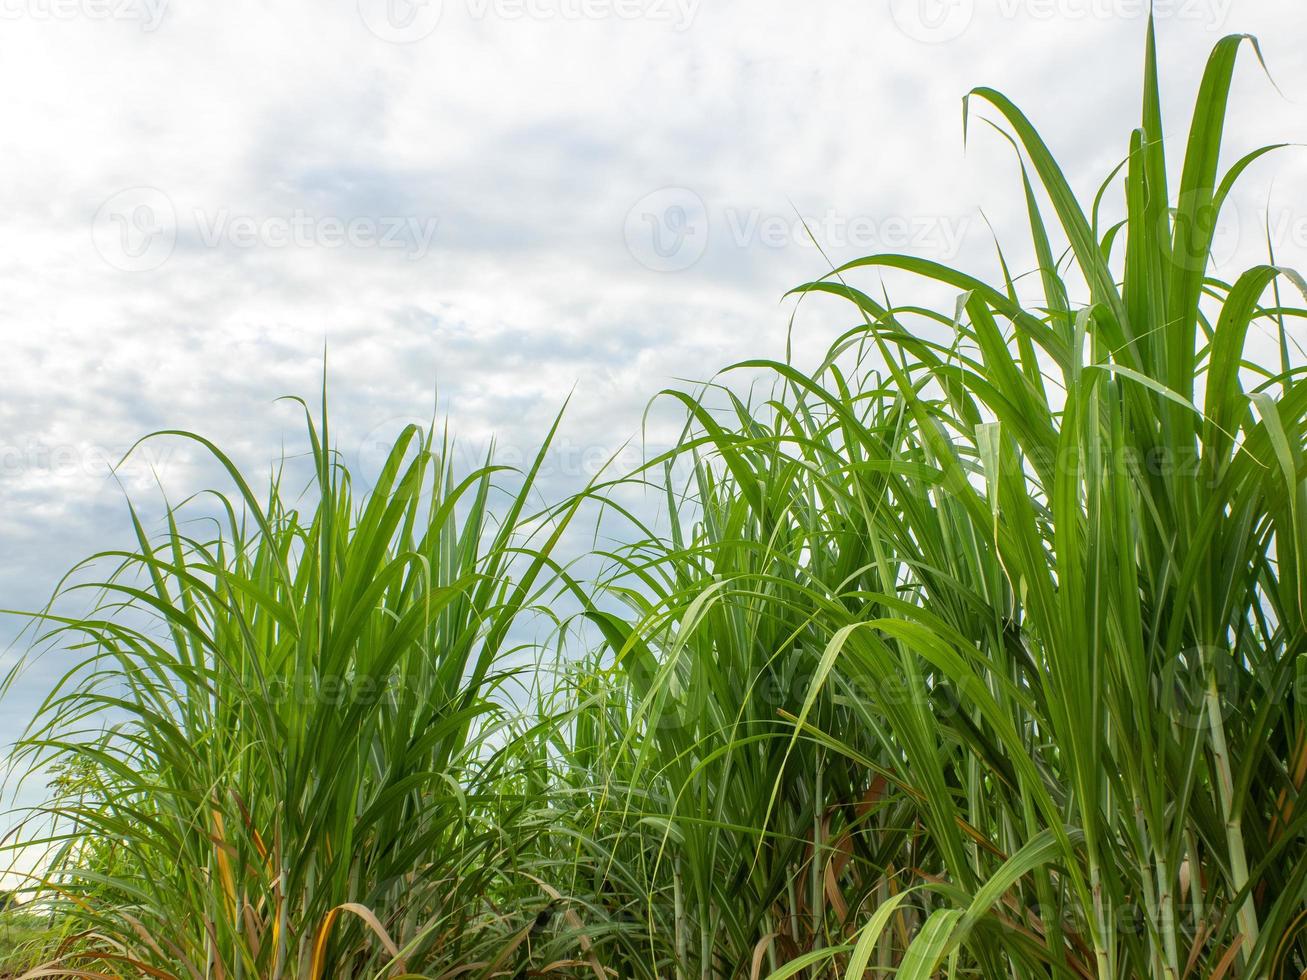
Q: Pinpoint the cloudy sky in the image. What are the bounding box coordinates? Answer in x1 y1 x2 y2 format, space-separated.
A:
1 0 1305 872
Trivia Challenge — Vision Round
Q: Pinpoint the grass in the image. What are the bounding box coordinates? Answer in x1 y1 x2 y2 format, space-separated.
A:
0 912 61 976
3 20 1306 980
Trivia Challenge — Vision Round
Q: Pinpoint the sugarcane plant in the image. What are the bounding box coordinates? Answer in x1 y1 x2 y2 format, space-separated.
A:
2 19 1305 980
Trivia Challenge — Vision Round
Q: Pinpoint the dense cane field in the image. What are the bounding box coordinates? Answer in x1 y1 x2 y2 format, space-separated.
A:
2 24 1306 980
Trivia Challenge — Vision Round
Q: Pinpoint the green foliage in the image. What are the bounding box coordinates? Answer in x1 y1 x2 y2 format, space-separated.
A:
4 21 1306 980
0 904 63 976
3 398 589 977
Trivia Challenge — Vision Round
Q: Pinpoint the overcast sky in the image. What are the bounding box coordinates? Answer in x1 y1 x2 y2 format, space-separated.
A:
2 0 1306 873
